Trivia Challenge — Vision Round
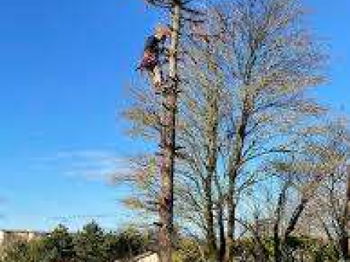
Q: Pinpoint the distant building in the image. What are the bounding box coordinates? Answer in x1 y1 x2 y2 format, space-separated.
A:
0 229 46 245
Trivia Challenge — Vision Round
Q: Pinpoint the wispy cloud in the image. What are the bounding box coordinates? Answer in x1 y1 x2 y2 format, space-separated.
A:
34 150 131 183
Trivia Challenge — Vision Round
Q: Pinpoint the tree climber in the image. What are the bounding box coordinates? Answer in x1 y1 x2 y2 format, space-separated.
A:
138 25 171 92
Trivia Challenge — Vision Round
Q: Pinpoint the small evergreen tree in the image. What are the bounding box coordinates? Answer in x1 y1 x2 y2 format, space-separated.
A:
73 221 110 262
43 224 75 261
112 227 148 260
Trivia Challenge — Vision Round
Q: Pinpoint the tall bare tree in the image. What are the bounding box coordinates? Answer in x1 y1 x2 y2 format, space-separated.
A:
130 1 202 261
176 0 326 261
209 1 325 260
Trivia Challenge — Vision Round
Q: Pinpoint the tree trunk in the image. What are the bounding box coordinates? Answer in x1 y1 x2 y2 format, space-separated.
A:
226 179 236 262
213 162 226 262
204 62 219 261
274 183 289 262
203 170 216 260
284 197 308 239
226 95 250 262
158 2 182 262
218 204 226 262
225 144 244 261
340 171 350 260
216 176 226 262
204 176 217 260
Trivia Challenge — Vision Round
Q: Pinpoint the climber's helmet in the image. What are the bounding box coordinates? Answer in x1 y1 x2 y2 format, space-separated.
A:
155 25 171 40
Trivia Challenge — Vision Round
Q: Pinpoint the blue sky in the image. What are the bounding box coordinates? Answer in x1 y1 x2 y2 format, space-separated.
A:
0 0 349 231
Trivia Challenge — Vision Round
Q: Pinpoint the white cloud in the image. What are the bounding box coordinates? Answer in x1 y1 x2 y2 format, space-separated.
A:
34 149 131 183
